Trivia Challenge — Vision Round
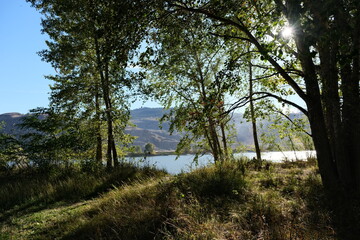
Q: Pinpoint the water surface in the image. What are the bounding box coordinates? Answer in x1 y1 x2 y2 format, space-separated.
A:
127 150 316 174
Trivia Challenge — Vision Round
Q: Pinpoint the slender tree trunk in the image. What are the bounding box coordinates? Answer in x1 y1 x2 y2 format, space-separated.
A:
208 118 221 163
204 127 218 162
306 97 340 190
248 58 261 162
103 63 118 167
95 85 102 164
220 121 228 160
93 36 117 169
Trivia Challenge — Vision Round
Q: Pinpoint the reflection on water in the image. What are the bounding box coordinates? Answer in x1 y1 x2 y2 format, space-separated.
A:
126 150 316 175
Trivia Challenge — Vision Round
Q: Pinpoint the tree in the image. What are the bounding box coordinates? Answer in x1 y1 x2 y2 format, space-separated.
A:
144 143 155 155
260 108 313 153
133 145 143 154
28 0 156 168
141 12 236 162
18 108 95 167
166 0 360 194
0 123 27 170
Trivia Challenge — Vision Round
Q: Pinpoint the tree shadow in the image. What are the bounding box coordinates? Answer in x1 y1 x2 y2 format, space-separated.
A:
300 174 360 240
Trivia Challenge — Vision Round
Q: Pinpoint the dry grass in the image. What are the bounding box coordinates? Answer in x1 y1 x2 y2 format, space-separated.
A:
1 160 358 239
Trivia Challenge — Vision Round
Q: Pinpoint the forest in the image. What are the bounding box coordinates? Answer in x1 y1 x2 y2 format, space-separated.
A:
0 0 359 239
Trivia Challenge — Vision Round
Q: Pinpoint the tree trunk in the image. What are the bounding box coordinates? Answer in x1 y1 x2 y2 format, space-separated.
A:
306 98 340 191
204 127 218 162
208 117 222 162
341 8 360 191
283 0 341 191
95 85 102 164
220 121 229 160
248 58 261 162
93 36 117 169
103 63 118 168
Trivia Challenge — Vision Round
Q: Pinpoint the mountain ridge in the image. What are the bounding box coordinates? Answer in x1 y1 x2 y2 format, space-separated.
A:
0 108 262 151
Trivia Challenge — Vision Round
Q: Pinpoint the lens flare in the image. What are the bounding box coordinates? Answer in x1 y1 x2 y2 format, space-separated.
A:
282 26 293 38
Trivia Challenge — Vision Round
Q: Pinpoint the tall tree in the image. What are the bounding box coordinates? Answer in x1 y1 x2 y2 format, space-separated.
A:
141 12 235 162
28 0 156 167
167 0 360 194
19 108 94 167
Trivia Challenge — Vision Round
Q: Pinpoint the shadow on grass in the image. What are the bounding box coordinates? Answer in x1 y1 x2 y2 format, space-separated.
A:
0 164 167 222
60 162 250 240
297 171 360 240
59 180 170 240
3 160 359 240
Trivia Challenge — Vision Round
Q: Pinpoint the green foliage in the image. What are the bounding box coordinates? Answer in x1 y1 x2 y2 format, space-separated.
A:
260 109 314 151
168 0 360 195
18 108 94 167
0 132 26 170
141 12 236 162
175 161 247 201
144 142 155 154
26 0 160 167
130 145 143 155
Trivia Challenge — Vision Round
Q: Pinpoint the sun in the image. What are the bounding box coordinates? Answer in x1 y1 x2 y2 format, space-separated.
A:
281 26 294 38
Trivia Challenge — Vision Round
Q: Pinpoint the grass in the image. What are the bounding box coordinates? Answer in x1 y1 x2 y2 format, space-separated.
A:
1 159 359 239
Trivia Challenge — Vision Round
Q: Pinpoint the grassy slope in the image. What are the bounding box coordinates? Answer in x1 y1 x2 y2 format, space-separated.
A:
1 160 359 240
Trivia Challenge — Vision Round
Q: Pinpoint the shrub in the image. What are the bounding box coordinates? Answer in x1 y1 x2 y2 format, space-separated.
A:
176 160 247 201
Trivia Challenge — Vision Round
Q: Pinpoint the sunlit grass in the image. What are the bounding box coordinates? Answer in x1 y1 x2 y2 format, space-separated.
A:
1 159 358 239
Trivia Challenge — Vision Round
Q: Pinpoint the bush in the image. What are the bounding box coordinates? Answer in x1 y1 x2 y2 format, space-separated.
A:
176 160 247 201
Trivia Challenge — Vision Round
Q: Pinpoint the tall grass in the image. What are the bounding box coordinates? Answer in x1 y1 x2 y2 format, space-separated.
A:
0 163 167 212
63 160 338 239
2 159 358 239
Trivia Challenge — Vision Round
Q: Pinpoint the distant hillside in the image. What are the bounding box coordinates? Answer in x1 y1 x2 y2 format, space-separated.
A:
0 109 252 151
126 108 256 151
126 108 180 150
0 112 27 136
0 108 306 151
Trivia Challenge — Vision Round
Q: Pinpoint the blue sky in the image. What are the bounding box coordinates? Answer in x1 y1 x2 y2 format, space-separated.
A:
0 0 160 114
0 0 54 114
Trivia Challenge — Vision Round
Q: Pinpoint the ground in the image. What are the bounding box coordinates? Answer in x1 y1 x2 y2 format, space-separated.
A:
0 158 358 239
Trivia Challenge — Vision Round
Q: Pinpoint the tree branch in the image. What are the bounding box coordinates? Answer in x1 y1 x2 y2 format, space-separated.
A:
209 32 251 43
274 109 312 137
253 91 308 116
169 2 308 102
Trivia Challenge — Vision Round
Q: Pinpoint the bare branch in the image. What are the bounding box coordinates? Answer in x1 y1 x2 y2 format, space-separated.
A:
274 109 312 137
253 91 308 116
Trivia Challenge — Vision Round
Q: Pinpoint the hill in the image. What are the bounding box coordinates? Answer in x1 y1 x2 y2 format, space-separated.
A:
0 108 255 151
0 108 307 151
0 112 27 136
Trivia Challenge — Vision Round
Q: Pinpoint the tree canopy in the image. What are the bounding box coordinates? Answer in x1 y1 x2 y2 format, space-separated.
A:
163 0 360 193
13 0 360 196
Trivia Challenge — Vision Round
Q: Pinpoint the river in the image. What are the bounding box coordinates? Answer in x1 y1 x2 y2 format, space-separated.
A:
126 150 316 174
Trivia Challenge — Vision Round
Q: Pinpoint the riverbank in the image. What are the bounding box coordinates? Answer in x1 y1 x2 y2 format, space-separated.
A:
127 151 178 157
0 159 359 239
